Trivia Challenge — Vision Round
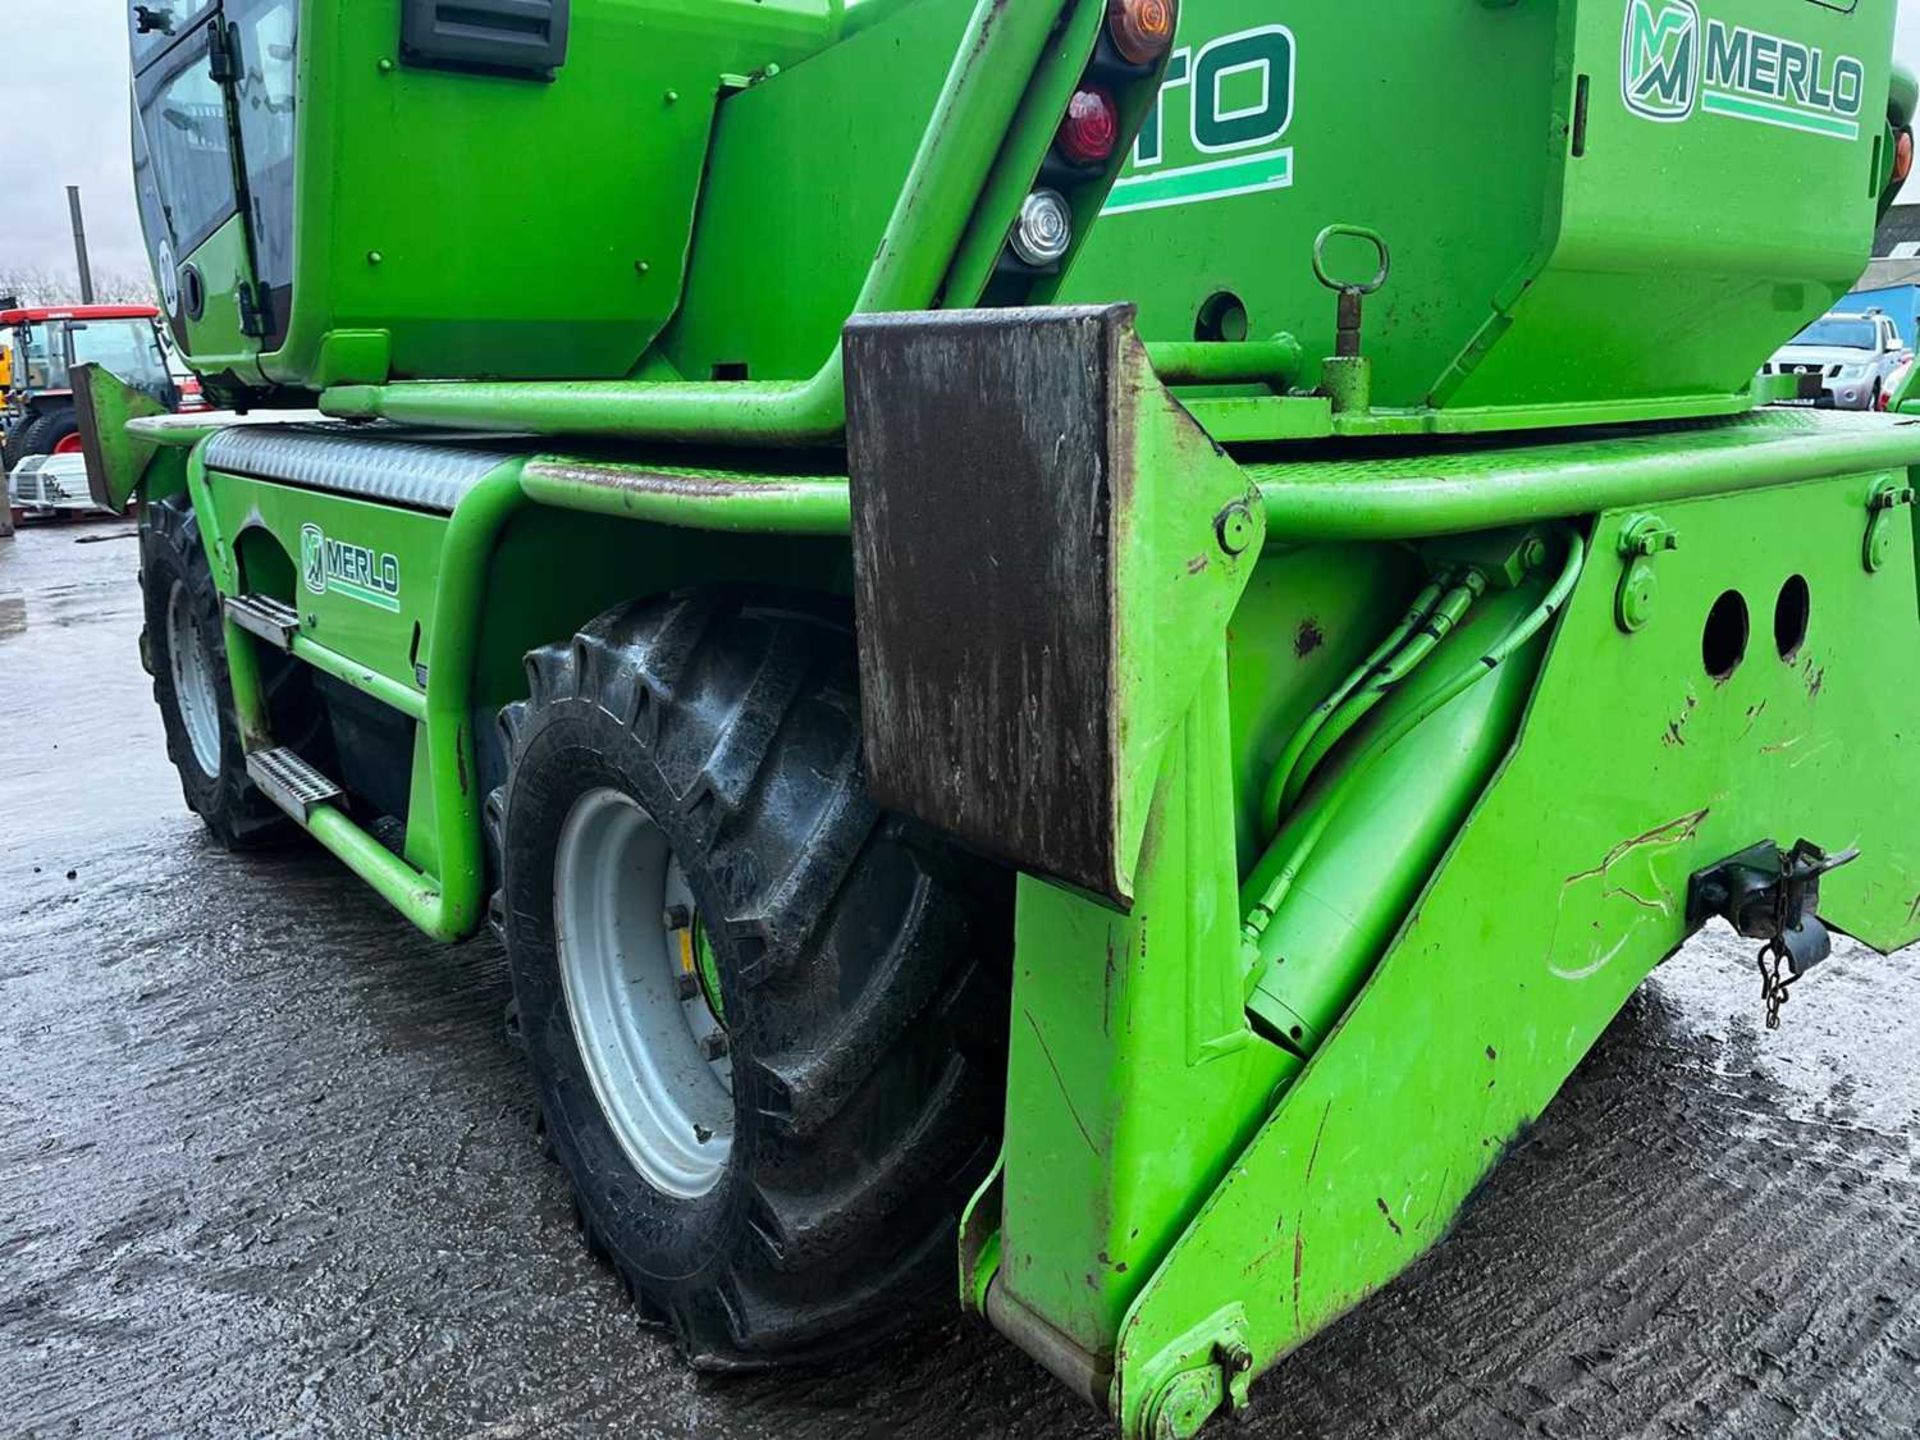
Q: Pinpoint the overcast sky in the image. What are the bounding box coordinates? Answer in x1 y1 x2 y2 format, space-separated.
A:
7 0 1920 293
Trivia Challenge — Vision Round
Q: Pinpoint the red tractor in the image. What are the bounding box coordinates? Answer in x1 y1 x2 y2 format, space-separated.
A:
0 303 183 472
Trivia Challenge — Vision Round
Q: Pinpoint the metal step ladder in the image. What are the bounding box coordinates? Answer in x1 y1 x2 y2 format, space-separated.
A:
245 747 343 822
223 594 301 651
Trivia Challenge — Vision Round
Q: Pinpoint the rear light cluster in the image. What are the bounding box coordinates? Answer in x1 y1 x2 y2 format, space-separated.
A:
1005 0 1178 274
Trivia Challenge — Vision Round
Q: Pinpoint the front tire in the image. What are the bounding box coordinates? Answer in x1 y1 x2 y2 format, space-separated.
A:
493 592 1011 1366
140 495 315 849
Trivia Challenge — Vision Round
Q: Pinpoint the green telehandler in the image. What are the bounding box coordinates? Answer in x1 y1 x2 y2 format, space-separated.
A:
81 0 1920 1432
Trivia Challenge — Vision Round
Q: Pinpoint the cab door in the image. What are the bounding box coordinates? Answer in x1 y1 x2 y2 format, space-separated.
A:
130 1 267 386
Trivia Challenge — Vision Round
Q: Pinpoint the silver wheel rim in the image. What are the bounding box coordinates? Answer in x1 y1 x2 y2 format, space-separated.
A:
554 787 734 1199
167 580 221 779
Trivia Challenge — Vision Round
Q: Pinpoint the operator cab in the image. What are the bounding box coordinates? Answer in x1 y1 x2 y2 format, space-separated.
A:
129 0 294 391
0 305 177 462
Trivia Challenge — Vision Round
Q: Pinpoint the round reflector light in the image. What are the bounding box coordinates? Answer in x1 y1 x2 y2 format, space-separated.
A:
1010 189 1074 268
1057 86 1120 166
1896 129 1915 188
1107 0 1176 65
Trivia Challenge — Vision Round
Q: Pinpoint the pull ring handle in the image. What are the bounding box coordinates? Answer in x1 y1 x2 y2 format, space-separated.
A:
1312 225 1391 296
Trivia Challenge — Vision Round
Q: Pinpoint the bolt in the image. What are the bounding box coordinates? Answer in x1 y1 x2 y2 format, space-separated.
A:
635 260 651 276
663 89 679 104
1617 565 1657 633
1215 502 1257 557
376 57 394 74
1868 523 1893 573
1148 1368 1226 1440
1214 1338 1254 1374
366 250 383 266
663 903 691 930
1520 536 1548 571
698 1031 731 1062
676 972 701 1001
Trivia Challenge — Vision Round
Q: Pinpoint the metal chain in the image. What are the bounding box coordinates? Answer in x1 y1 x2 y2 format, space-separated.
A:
1757 940 1795 1031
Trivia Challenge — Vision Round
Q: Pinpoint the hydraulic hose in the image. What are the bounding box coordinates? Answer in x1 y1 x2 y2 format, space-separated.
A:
1277 575 1485 819
1242 528 1586 949
1259 578 1447 835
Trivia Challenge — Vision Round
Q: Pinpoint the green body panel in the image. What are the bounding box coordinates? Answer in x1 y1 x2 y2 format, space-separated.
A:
656 0 976 382
276 0 838 386
160 0 839 390
1107 470 1920 1434
213 481 450 684
1069 0 1895 425
179 214 267 386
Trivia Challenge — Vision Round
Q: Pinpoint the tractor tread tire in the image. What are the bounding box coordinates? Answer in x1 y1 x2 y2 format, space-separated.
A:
493 590 1010 1369
4 402 79 471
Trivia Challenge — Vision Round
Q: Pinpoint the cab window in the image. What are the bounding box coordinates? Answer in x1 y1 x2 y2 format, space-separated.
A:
136 23 239 263
68 320 171 389
230 0 298 344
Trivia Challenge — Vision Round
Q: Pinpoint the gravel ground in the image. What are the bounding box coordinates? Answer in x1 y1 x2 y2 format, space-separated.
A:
4 518 1919 1439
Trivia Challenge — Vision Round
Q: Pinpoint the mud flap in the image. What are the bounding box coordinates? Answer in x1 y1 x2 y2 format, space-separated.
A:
843 304 1262 907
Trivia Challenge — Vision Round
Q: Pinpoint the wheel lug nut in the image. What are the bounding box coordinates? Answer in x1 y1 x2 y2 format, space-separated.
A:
698 1032 730 1061
663 903 691 930
676 972 701 1001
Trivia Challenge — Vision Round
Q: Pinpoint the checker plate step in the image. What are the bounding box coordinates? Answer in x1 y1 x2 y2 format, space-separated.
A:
224 594 301 650
246 747 343 821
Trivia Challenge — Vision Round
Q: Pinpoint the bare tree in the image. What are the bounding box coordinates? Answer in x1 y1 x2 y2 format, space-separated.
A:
0 265 156 308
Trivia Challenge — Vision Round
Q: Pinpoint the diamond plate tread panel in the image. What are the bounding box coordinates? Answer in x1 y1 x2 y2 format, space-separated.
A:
203 425 519 514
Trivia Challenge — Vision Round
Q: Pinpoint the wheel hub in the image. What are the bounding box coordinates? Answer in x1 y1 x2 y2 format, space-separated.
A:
166 580 221 779
553 787 734 1199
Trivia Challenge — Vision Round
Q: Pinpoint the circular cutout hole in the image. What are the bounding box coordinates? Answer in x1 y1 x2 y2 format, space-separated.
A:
1194 291 1249 344
1774 574 1810 660
1702 589 1749 681
181 264 206 322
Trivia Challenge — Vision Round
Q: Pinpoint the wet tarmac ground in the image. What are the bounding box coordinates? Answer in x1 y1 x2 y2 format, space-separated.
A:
4 517 1920 1438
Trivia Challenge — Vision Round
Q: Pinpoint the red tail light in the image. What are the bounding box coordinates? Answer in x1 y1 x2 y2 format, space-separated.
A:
1895 129 1915 188
1057 86 1120 165
1107 0 1176 65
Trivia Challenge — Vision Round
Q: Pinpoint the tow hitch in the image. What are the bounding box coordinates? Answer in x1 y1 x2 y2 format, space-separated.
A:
1687 840 1861 1028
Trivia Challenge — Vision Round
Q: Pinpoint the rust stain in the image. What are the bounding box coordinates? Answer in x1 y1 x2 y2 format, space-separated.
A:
1740 699 1769 740
1101 934 1117 1037
1024 1009 1099 1158
1376 1197 1404 1238
1304 1100 1332 1182
1291 1228 1304 1331
1561 809 1710 890
1294 618 1326 659
1804 658 1827 699
1660 694 1698 749
525 462 818 503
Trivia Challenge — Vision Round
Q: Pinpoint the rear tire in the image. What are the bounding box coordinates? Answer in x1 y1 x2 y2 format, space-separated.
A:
493 591 1012 1367
3 402 78 471
140 494 317 849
